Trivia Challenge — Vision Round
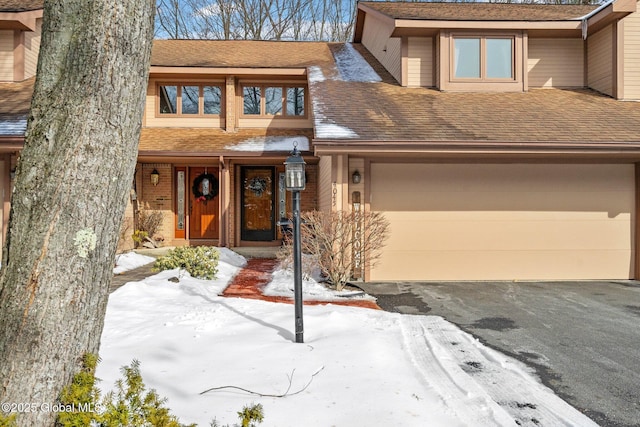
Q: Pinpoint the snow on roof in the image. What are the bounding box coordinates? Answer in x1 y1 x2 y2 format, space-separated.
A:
0 118 26 136
307 66 326 83
312 98 359 139
224 135 309 152
333 43 381 83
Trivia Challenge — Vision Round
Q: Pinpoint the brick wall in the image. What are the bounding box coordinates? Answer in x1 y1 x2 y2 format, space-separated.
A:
138 163 173 244
117 197 136 252
131 161 318 248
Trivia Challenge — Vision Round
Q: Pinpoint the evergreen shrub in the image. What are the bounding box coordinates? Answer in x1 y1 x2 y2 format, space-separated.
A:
153 246 220 280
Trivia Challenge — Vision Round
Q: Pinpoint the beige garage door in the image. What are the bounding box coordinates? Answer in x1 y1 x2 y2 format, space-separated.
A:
370 163 635 281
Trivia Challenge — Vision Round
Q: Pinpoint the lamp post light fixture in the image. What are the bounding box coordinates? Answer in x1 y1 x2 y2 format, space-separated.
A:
284 146 306 343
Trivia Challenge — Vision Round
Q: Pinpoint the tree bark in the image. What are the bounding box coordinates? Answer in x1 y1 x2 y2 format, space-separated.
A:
0 1 155 425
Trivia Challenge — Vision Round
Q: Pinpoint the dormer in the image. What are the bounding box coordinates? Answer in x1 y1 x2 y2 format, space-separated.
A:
0 2 43 82
354 0 637 97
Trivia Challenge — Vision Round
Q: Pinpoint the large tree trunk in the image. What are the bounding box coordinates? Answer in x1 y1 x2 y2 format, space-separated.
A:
0 1 155 425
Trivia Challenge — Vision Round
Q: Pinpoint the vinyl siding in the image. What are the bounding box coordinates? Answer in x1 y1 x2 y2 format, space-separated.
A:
623 9 640 100
318 155 332 212
588 24 613 96
361 13 401 84
407 37 433 87
0 31 14 81
528 38 584 88
24 19 42 79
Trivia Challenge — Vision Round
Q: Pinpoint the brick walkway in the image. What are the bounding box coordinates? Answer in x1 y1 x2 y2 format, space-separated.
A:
111 255 380 310
110 263 155 293
223 258 381 310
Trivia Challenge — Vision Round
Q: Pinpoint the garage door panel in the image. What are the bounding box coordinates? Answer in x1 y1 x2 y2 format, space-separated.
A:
385 217 632 251
373 190 633 215
373 164 632 194
370 163 635 281
381 207 632 222
373 249 633 281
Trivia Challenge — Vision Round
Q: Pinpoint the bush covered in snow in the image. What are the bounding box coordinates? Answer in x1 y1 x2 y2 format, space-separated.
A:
153 246 219 280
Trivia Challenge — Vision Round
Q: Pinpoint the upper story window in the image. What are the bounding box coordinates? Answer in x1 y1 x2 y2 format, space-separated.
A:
158 84 223 116
453 36 514 80
241 84 306 117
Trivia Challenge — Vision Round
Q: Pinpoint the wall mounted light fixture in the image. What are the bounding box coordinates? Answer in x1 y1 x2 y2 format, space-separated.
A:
352 170 361 184
150 169 160 186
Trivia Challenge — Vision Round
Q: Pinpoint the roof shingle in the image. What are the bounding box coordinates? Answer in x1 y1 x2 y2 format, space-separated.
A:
0 77 33 122
151 40 336 69
360 1 598 22
0 0 43 12
139 128 313 155
309 44 640 144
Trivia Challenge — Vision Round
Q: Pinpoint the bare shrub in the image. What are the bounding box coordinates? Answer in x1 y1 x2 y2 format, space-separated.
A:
277 233 319 281
138 210 164 239
280 210 390 291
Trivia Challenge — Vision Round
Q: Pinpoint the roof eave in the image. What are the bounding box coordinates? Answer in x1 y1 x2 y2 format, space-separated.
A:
0 9 42 31
149 66 307 76
354 2 395 42
313 140 640 160
585 0 636 36
354 0 635 39
390 19 583 36
0 137 24 152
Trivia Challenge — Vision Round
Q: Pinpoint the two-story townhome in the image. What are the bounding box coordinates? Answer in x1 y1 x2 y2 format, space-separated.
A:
3 0 640 283
315 0 640 281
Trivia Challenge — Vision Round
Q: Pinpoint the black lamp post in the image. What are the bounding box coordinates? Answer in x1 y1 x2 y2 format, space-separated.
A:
284 146 306 343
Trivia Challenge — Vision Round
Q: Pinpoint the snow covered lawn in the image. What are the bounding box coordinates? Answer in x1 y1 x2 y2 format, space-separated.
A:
113 252 155 274
99 250 597 427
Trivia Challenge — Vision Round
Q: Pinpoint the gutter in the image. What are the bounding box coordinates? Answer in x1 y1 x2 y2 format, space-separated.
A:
312 139 640 148
137 150 316 159
312 139 640 158
574 0 614 39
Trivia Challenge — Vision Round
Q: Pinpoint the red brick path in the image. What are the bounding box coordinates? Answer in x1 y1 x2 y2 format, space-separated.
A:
222 258 380 310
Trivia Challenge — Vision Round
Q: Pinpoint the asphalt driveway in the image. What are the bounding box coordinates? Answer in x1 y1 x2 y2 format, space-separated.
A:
359 280 640 427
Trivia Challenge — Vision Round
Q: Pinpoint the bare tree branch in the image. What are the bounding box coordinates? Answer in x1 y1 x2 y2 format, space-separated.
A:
200 366 325 397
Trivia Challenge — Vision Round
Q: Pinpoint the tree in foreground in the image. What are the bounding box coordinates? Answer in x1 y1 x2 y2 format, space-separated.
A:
0 0 155 425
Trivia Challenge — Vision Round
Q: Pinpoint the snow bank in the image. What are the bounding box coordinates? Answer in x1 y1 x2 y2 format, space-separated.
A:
99 250 597 427
113 252 155 274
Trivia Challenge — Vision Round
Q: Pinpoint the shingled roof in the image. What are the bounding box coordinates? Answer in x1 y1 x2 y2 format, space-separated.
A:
309 43 640 148
0 78 33 137
359 1 598 22
3 37 640 152
151 40 335 69
0 0 43 12
139 128 314 156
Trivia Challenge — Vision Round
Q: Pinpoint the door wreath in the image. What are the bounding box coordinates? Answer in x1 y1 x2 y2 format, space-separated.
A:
192 173 219 202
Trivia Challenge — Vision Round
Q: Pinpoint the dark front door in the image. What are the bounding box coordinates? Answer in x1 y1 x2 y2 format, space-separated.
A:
241 167 275 241
189 167 219 239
